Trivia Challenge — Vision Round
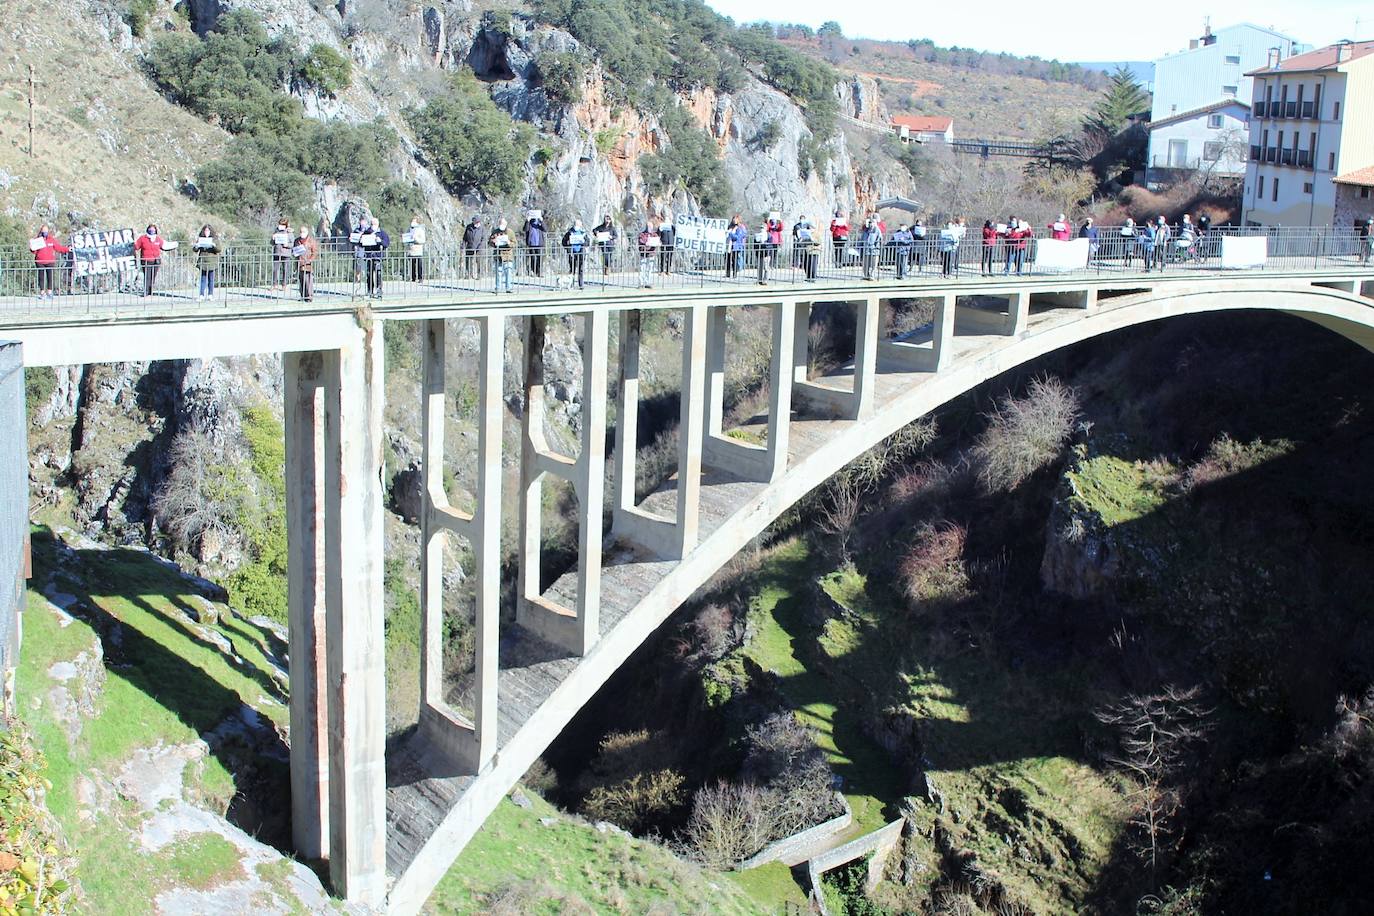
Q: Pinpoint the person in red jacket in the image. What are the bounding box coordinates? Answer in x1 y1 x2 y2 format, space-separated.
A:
829 210 850 269
29 224 70 300
980 220 997 275
133 224 169 298
1047 213 1072 241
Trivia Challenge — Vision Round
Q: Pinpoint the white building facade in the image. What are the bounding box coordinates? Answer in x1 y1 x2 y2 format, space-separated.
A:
1147 23 1302 183
1243 41 1374 227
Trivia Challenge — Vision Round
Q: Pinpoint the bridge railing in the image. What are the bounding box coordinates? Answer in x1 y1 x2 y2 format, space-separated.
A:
0 227 1369 317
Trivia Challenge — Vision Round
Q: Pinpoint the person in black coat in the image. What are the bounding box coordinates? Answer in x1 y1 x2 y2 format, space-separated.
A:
361 222 391 298
657 219 675 274
462 216 485 279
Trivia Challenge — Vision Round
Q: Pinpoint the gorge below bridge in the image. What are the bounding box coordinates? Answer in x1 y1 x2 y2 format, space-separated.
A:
3 260 1374 914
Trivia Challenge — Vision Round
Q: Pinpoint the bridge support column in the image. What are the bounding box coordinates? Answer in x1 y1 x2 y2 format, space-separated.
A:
700 303 794 482
1006 291 1030 336
418 317 503 772
518 312 608 655
613 306 707 558
933 293 956 370
791 299 879 420
853 296 881 420
284 351 329 864
325 334 387 906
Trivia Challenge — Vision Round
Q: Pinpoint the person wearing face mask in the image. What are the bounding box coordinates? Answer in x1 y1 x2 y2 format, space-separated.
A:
29 224 70 301
404 214 426 283
134 224 167 298
295 226 319 301
562 219 589 290
193 224 220 302
271 218 293 294
361 219 390 298
593 216 617 277
860 216 883 281
726 216 747 278
490 219 516 294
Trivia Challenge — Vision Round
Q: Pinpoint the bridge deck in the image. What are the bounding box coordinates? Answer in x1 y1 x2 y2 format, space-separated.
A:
379 294 1044 887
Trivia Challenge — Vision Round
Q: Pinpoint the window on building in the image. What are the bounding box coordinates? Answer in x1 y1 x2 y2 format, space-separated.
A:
1258 175 1265 198
1363 187 1372 199
1225 54 1241 64
1208 114 1224 128
1334 101 1341 120
1203 142 1223 161
1273 178 1280 202
1330 152 1336 170
1303 182 1313 194
1222 85 1238 96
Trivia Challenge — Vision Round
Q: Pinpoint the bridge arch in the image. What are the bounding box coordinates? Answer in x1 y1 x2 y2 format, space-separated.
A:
386 281 1374 911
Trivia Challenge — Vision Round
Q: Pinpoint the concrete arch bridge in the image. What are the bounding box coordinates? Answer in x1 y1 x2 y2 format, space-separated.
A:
5 267 1374 913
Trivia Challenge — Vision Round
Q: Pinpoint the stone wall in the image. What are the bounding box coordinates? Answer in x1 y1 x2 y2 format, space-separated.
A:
805 817 906 914
0 341 26 714
735 793 853 870
1335 184 1374 229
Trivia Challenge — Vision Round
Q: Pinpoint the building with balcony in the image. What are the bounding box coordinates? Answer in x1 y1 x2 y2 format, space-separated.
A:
1147 23 1302 184
1243 40 1374 227
891 115 954 144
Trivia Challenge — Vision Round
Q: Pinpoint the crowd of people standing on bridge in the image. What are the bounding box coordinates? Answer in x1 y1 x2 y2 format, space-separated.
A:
19 211 1374 301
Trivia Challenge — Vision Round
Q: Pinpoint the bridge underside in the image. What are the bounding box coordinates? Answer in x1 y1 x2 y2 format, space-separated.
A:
7 271 1374 914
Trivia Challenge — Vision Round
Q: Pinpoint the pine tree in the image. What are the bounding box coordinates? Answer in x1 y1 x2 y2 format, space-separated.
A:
1084 66 1151 137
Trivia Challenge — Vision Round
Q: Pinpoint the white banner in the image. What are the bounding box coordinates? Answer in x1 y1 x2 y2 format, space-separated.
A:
674 215 729 256
1220 235 1268 269
1034 237 1090 272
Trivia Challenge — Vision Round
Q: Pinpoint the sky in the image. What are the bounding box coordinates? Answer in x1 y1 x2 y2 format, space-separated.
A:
701 0 1370 62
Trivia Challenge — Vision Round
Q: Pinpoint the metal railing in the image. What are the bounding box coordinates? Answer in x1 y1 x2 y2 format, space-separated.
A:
0 227 1369 321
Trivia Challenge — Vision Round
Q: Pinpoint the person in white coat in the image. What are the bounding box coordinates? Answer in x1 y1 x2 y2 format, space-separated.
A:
404 215 427 282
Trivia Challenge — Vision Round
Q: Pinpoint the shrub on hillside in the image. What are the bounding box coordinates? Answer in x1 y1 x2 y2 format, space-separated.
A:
126 0 158 38
406 73 533 199
1181 434 1294 494
0 721 77 913
679 781 774 869
299 43 352 95
533 51 584 105
973 377 1080 493
576 729 686 833
146 11 296 134
899 522 970 605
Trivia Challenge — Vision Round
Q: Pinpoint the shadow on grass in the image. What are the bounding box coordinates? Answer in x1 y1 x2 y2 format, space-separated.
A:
29 526 294 853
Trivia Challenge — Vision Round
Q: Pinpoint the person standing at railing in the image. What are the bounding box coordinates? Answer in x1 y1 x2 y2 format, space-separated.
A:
859 216 883 281
947 217 967 276
29 225 70 301
890 223 913 280
796 215 819 281
938 222 960 277
349 217 368 285
829 211 849 269
361 221 390 298
523 212 546 277
911 217 928 273
490 219 516 294
193 225 220 302
134 224 168 298
757 213 783 285
1152 216 1171 272
1119 218 1137 267
637 223 658 289
463 215 485 279
271 218 293 295
1197 214 1213 261
658 218 675 275
1079 218 1099 263
1001 218 1029 275
593 217 617 278
980 220 997 275
1137 220 1157 272
726 217 746 279
295 226 319 302
1359 217 1373 264
563 220 588 289
1048 214 1072 241
1177 215 1198 263
404 215 426 282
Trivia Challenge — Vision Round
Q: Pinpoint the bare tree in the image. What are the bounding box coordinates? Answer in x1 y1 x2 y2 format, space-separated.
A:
1094 685 1213 874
